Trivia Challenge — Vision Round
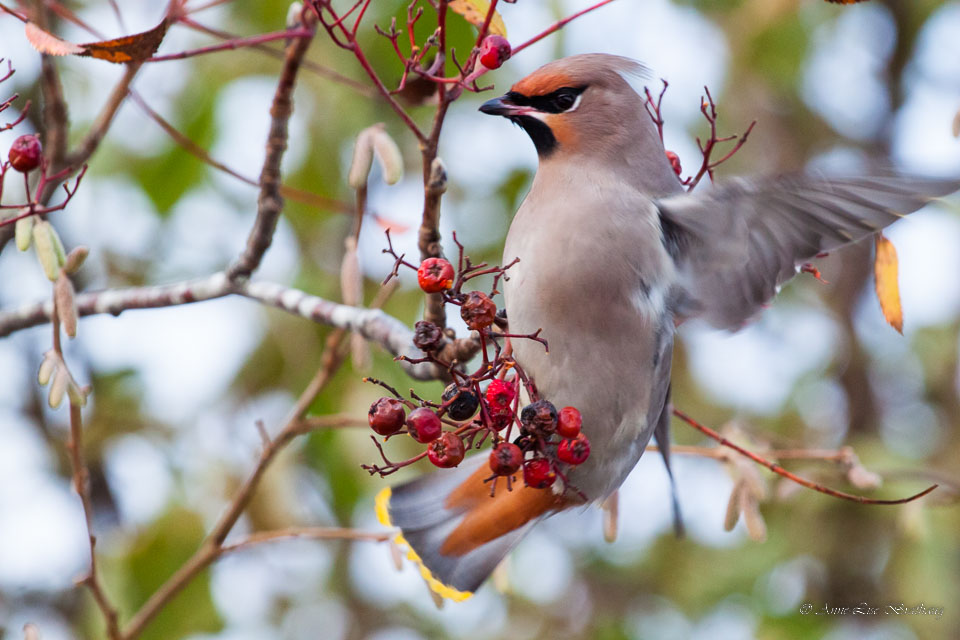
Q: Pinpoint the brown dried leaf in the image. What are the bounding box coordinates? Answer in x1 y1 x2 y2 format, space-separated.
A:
449 0 507 37
25 22 84 56
80 19 169 63
25 19 169 64
874 232 903 334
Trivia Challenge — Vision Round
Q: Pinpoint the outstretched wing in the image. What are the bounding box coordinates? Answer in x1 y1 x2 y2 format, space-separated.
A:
655 174 960 329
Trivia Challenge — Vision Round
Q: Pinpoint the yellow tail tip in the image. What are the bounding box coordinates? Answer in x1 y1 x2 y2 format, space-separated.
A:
374 486 474 602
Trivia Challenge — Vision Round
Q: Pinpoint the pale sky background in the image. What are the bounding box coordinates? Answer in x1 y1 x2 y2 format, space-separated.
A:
1 1 959 638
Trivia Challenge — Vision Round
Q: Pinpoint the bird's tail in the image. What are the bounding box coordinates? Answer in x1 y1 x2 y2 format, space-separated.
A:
376 455 572 601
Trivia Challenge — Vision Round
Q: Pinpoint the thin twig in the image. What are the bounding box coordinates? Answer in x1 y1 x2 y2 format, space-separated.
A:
511 0 619 55
178 16 375 96
146 28 312 62
61 63 142 172
127 90 353 214
220 526 391 554
120 289 356 639
672 409 937 505
226 16 316 281
53 295 121 639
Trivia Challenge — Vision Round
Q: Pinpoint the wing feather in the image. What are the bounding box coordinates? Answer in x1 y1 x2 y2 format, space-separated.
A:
656 174 959 329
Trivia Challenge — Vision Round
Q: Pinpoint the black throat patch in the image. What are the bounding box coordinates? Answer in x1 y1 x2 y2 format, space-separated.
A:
511 115 557 157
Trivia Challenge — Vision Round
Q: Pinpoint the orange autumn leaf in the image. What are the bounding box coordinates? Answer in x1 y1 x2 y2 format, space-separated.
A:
449 0 507 37
25 19 169 64
874 232 903 334
81 19 170 63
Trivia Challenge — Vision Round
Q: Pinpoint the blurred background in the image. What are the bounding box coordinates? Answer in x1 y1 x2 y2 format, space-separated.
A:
1 0 959 638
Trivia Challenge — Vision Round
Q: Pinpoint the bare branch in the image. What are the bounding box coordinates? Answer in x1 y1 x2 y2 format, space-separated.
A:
0 273 233 337
672 409 938 505
220 526 392 554
226 16 316 281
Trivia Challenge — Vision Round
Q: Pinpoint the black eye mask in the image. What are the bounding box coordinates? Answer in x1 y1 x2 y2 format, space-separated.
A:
506 86 587 114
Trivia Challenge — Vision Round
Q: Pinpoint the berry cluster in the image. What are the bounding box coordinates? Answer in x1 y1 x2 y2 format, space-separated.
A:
362 235 590 496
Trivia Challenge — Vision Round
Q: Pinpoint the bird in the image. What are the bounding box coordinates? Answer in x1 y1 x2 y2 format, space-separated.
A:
375 53 959 601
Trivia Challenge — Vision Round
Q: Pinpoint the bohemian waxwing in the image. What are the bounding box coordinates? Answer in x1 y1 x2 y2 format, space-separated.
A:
376 54 960 601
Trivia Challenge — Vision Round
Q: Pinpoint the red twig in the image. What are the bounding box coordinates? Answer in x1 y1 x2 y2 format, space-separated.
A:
643 80 668 143
686 86 756 190
310 0 426 142
0 164 88 225
511 0 619 55
146 27 313 62
672 408 937 505
643 81 756 191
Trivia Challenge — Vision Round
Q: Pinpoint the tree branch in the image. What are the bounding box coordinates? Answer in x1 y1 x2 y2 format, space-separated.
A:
119 279 372 639
226 14 316 281
672 409 938 505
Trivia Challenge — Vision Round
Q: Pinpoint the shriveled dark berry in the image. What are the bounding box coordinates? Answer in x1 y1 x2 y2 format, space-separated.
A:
406 407 443 443
513 433 536 452
489 442 523 475
520 400 557 435
368 397 405 436
460 291 497 331
442 383 480 421
413 320 444 352
427 432 465 468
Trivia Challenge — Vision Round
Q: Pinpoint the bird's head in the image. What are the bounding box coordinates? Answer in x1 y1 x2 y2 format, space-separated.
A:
480 54 650 161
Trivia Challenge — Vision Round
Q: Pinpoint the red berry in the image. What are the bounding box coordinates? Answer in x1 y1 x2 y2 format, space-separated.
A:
427 432 465 468
665 150 682 177
489 442 523 475
8 134 43 173
417 258 455 293
488 409 512 431
406 407 442 443
368 397 405 436
460 291 497 331
557 433 591 465
479 35 511 70
485 379 516 411
523 458 556 489
556 406 582 439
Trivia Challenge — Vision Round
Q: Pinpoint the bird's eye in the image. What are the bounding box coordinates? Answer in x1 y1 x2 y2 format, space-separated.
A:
553 90 578 111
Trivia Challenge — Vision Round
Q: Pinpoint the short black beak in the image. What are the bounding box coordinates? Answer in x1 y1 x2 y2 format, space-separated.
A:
479 95 515 116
